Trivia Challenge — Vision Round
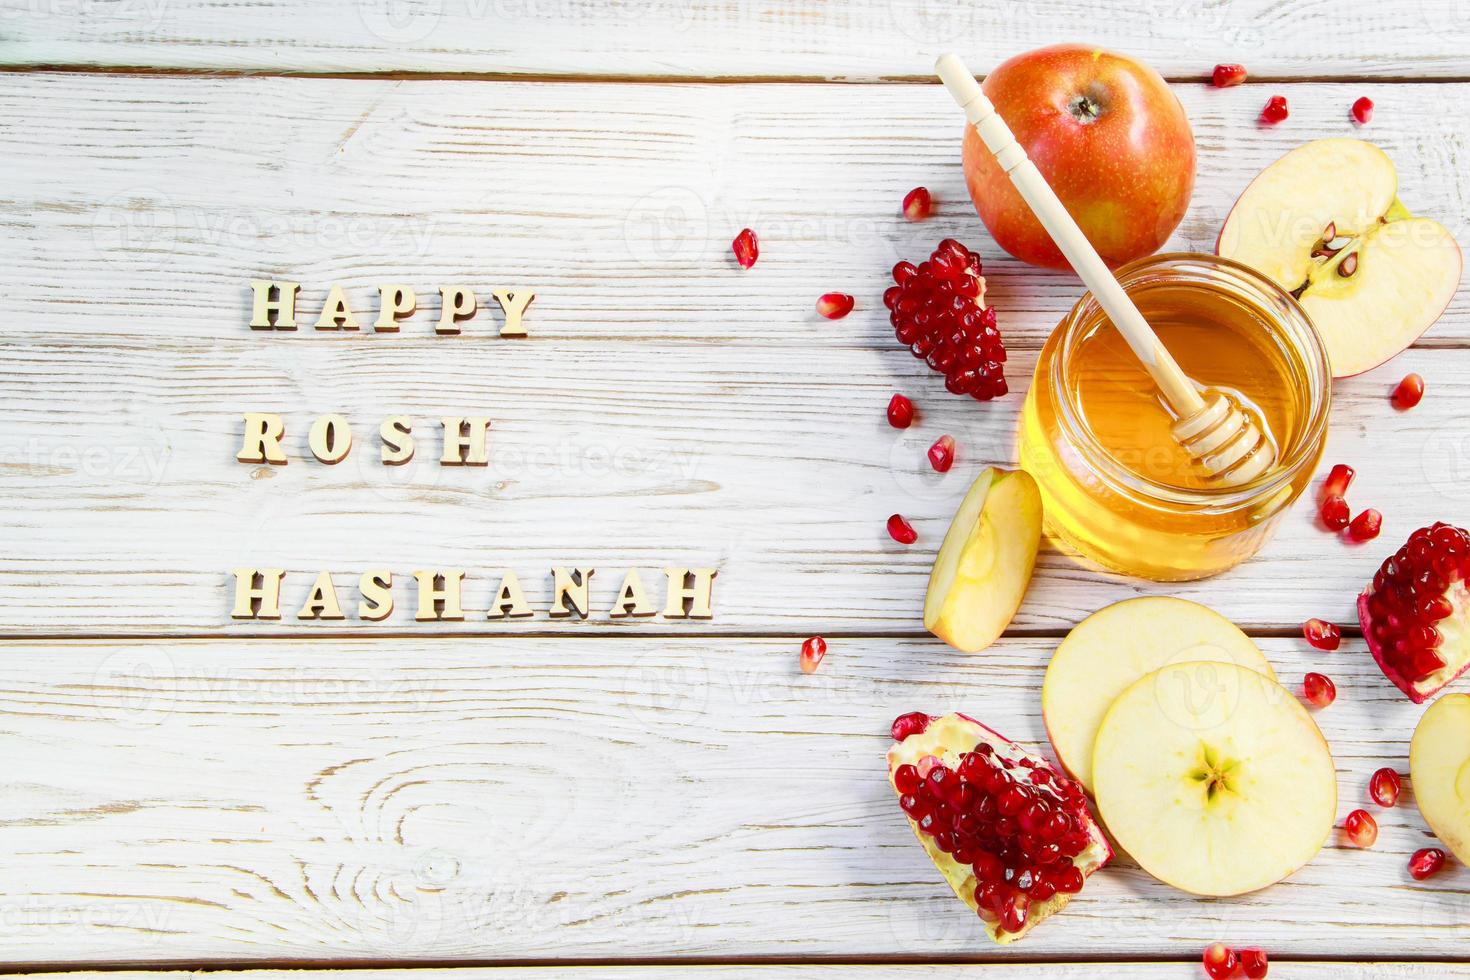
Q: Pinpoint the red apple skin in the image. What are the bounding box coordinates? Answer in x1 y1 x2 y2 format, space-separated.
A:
962 44 1196 271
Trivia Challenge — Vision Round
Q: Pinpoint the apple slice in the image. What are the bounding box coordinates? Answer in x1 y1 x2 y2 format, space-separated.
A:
1092 661 1336 896
924 467 1041 652
1042 597 1275 794
1410 693 1470 866
1217 138 1462 378
887 712 1111 943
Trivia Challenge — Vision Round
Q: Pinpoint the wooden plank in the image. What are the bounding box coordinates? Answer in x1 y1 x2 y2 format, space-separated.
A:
4 0 1470 78
0 636 1458 964
25 967 1470 979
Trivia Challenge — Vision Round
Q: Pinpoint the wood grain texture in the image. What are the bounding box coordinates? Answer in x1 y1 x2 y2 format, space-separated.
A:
27 968 1470 979
2 73 1468 635
4 0 1470 78
0 636 1459 964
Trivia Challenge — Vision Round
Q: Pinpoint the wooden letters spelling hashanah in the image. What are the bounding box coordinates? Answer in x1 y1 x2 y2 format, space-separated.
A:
233 279 719 621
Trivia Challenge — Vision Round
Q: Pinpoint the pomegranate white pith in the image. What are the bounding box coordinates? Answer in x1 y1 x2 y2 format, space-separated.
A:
886 712 1110 944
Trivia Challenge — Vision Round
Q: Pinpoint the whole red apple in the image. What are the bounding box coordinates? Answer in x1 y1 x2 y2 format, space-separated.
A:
961 44 1196 271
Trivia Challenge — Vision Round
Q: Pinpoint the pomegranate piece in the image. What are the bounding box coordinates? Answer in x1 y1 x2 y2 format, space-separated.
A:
1212 63 1247 87
1344 808 1378 847
887 393 915 429
1322 463 1355 500
1409 846 1446 880
1238 948 1270 979
1202 942 1237 980
1320 495 1350 531
887 712 1110 944
887 513 918 545
885 238 1007 401
731 228 759 269
1303 672 1336 708
1347 508 1382 542
1303 618 1342 651
1369 767 1402 807
1360 522 1470 703
928 434 956 473
1351 96 1374 124
1260 95 1289 124
816 292 854 320
799 636 827 674
903 186 933 221
1393 372 1424 409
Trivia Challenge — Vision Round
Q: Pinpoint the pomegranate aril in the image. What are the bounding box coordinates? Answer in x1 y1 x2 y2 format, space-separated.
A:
891 711 931 742
894 763 921 795
816 293 854 320
1238 948 1270 979
1348 508 1383 542
887 513 918 545
886 393 915 429
1212 63 1247 87
888 239 1006 401
1260 95 1289 124
731 228 758 268
1203 943 1237 980
1369 767 1402 807
1344 808 1378 847
903 186 932 221
1303 672 1336 708
1351 96 1374 124
1303 618 1341 651
799 636 827 674
1321 494 1350 530
1393 372 1424 409
928 435 956 473
1409 846 1446 880
1322 463 1355 500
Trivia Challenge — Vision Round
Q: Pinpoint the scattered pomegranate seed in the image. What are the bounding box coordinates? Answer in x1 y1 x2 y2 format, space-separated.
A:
886 239 1006 400
816 292 854 320
902 186 932 221
1393 373 1425 409
1260 95 1289 124
1211 63 1247 87
891 711 931 742
1320 494 1350 531
1409 846 1447 880
928 435 956 473
1303 618 1342 651
1369 768 1402 808
887 393 915 429
1202 942 1237 980
1238 948 1270 979
800 636 827 674
731 228 758 269
1347 508 1383 542
1322 463 1355 500
1303 672 1337 708
1344 808 1378 847
887 513 918 545
1351 96 1374 124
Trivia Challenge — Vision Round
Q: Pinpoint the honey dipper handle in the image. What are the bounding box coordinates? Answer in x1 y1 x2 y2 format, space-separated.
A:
934 53 1204 417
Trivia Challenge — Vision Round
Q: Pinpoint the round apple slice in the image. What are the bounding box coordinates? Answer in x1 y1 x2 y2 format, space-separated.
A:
1410 693 1470 866
1093 661 1336 896
1043 597 1274 794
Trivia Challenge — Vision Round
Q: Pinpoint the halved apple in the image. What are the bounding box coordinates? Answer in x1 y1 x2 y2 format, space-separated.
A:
1042 597 1275 794
1410 693 1470 866
923 467 1041 653
1092 661 1336 896
1217 138 1462 377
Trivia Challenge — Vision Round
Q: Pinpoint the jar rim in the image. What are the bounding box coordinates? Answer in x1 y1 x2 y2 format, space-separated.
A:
1048 252 1331 507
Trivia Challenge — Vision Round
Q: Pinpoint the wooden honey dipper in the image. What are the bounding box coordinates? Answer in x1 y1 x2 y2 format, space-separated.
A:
936 53 1276 487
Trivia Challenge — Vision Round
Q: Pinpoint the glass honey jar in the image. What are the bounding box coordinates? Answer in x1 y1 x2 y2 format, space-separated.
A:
1018 253 1331 581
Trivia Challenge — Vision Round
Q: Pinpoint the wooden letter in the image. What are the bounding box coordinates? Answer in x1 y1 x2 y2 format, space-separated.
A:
381 416 414 465
609 568 657 618
373 284 416 332
315 283 360 330
549 566 595 619
440 417 490 466
308 413 352 464
230 567 286 619
492 289 534 337
237 413 288 465
296 570 345 620
662 567 718 619
437 286 476 334
358 569 393 621
486 571 534 619
249 280 300 330
413 569 466 621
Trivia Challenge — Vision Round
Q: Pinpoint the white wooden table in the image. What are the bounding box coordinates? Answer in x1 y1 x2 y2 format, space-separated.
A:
2 1 1469 975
